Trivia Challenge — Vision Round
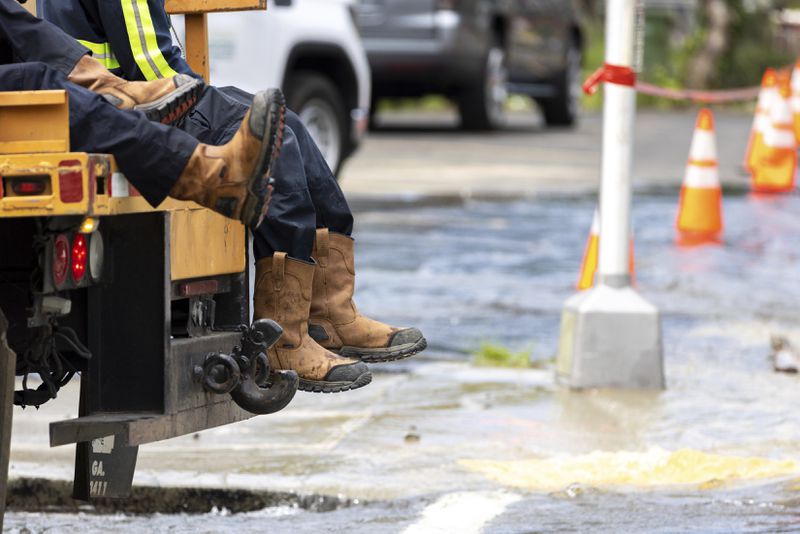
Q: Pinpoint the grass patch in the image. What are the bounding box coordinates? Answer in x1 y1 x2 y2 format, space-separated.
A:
472 342 533 369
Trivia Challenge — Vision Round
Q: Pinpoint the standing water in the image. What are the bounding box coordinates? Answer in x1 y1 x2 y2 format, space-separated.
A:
6 192 800 533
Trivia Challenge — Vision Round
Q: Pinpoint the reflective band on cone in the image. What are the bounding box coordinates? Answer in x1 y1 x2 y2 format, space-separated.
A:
745 69 778 173
677 108 723 245
577 210 600 290
577 209 635 290
752 77 797 194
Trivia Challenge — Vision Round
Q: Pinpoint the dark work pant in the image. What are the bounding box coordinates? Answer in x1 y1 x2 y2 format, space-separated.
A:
0 62 197 207
179 85 354 262
5 0 353 261
0 0 88 74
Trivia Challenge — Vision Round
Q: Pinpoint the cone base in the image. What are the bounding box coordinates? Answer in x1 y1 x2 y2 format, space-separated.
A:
676 187 723 240
751 150 797 193
676 231 723 247
751 184 796 194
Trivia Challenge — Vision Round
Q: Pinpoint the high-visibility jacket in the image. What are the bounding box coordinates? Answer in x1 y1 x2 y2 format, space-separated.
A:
37 0 195 81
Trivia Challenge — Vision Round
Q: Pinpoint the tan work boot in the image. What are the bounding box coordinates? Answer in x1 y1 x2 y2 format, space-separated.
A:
254 253 372 393
68 54 203 124
309 229 427 363
169 89 285 229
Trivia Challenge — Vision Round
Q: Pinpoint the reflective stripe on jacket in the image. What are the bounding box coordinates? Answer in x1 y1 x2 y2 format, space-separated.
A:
38 0 196 81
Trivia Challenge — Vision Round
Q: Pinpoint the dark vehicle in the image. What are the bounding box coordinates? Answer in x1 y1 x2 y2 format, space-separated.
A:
353 0 584 130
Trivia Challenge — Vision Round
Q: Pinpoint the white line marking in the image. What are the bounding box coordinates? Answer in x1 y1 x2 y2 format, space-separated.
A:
403 491 522 534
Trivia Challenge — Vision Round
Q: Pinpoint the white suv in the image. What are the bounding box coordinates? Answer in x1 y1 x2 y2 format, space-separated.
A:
204 0 371 175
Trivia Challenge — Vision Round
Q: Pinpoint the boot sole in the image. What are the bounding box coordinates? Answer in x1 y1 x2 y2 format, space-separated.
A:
240 88 286 230
337 337 428 364
298 371 372 394
134 76 205 126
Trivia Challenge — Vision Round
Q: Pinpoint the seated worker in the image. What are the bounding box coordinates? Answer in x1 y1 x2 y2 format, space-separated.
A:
0 61 284 232
35 0 429 393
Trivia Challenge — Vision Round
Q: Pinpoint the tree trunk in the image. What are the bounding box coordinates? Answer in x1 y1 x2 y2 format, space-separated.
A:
687 0 731 89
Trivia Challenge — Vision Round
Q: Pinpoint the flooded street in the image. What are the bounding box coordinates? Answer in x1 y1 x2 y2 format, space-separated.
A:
6 191 800 533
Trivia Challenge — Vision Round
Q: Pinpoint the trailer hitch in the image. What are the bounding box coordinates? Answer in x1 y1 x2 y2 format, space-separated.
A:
194 320 298 415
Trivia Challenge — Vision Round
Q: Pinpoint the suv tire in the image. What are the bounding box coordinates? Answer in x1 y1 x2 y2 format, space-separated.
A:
458 44 508 131
540 40 581 127
287 71 348 175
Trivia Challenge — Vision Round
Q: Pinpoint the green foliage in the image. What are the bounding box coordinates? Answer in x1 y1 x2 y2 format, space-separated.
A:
472 342 533 369
581 3 794 109
708 1 793 89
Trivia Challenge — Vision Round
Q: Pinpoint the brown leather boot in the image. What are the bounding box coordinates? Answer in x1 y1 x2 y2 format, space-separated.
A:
309 229 427 363
68 54 203 125
255 253 372 393
169 89 285 229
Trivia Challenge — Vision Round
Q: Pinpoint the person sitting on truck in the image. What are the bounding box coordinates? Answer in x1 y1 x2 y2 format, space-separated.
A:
36 0 429 394
2 0 379 395
0 60 285 231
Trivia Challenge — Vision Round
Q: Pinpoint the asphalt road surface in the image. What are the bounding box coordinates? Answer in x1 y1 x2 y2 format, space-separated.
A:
9 108 800 534
340 109 753 199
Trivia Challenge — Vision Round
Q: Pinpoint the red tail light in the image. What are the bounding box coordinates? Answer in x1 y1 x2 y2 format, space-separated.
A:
6 175 49 196
53 234 70 288
71 233 88 283
59 160 84 203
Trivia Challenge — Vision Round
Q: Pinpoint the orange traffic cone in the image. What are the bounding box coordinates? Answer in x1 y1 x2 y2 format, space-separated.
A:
577 209 636 290
791 60 800 142
577 209 600 290
752 76 797 193
745 69 778 173
676 109 723 245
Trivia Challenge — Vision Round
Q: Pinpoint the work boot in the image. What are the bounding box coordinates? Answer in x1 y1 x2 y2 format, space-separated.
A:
169 89 285 229
68 54 203 124
254 253 372 393
309 229 427 363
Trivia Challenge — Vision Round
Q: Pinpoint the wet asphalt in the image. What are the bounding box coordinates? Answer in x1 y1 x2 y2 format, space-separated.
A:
6 111 800 533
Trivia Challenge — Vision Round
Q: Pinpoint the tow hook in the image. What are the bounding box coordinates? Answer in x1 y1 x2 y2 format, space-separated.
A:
194 320 298 415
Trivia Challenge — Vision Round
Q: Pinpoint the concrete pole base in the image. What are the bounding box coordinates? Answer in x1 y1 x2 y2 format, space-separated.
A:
556 283 665 390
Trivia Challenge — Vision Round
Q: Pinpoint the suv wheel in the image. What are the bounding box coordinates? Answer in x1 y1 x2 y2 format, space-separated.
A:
458 45 508 131
287 71 347 175
540 40 581 127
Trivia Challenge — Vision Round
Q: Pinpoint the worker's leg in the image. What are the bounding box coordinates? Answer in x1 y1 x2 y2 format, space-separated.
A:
0 62 195 205
0 0 200 123
253 122 318 261
225 90 355 237
0 0 89 75
251 112 353 260
179 86 328 260
0 62 282 229
284 109 353 236
182 88 371 392
186 87 423 362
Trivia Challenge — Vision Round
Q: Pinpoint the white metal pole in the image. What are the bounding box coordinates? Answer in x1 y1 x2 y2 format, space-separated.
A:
556 0 663 390
598 0 637 285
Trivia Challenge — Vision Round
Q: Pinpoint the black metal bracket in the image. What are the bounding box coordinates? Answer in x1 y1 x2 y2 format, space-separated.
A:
194 320 298 415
